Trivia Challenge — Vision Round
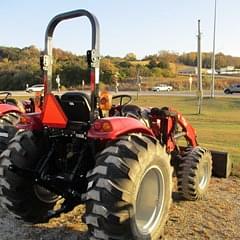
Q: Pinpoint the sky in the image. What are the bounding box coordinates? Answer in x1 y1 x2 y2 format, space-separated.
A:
1 0 240 59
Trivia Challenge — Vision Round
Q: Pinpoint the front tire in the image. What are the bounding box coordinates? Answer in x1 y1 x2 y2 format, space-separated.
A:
84 133 172 240
177 146 212 200
224 89 231 94
0 131 58 223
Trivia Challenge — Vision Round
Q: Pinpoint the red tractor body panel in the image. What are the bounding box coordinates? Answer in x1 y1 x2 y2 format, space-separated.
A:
177 112 198 147
41 94 68 128
165 117 177 152
16 112 43 131
150 107 198 153
0 104 22 117
88 117 154 140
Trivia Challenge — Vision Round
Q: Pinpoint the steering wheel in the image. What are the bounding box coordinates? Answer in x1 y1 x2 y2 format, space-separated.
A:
109 94 132 117
112 94 132 106
0 92 12 103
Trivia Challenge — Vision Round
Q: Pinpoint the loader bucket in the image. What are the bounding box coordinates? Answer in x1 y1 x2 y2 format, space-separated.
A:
211 150 232 178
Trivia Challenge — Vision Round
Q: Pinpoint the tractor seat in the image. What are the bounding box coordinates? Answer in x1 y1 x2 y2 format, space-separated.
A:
60 92 91 122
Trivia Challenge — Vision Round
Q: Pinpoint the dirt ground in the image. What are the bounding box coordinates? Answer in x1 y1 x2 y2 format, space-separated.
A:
0 176 239 240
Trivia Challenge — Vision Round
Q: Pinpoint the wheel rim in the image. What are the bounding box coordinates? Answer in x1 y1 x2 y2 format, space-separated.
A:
34 185 59 203
198 162 209 190
135 166 165 234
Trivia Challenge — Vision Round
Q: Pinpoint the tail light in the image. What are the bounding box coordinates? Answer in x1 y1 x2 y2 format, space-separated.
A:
19 115 32 125
93 120 113 132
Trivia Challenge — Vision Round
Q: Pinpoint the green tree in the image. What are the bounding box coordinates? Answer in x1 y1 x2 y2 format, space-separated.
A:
148 59 158 69
158 60 169 69
124 52 137 61
100 58 118 84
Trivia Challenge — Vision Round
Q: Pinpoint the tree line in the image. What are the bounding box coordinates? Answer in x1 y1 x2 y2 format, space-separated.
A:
0 46 240 90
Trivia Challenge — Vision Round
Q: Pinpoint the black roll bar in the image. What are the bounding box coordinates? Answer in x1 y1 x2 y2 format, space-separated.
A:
42 9 100 119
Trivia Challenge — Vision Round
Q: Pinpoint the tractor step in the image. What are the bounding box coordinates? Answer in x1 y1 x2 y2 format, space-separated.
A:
211 150 232 178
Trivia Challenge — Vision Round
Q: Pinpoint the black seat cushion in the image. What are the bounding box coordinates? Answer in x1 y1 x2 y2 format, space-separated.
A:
61 92 91 122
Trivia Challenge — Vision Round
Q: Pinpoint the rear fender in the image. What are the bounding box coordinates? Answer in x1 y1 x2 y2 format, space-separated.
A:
16 112 43 131
0 103 22 117
88 117 154 140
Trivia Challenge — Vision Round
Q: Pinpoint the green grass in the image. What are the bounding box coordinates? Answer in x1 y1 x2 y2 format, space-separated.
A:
132 95 240 176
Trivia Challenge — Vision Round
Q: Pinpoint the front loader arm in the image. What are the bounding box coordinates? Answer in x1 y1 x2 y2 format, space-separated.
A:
150 107 198 152
176 112 198 147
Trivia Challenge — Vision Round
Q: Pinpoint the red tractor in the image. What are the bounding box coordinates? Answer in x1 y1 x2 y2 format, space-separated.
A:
0 10 213 239
0 92 23 125
0 91 42 152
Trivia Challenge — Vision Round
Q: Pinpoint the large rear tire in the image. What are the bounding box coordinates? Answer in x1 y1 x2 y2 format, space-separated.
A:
177 146 212 200
84 133 172 240
0 112 20 126
0 131 58 223
0 125 17 153
0 112 20 153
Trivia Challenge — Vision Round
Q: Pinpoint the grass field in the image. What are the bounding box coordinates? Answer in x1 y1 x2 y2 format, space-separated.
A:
131 95 240 176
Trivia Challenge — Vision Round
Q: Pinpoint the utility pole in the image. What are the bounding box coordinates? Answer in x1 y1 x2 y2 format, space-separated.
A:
197 19 203 114
136 68 142 100
211 0 217 98
56 74 61 92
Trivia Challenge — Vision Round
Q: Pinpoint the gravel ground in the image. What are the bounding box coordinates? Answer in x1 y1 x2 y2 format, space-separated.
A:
0 176 239 240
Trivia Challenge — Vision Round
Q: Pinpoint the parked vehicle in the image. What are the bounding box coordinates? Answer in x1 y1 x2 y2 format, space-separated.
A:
224 84 240 94
26 84 44 93
152 84 173 92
